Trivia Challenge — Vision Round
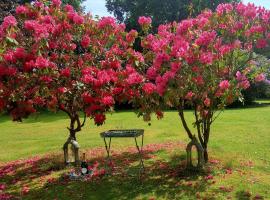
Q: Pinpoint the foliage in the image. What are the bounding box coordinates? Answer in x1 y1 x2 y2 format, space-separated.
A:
129 3 270 162
105 0 240 31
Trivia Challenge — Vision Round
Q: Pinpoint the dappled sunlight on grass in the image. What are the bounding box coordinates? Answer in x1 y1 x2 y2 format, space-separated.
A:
1 106 270 199
0 141 269 200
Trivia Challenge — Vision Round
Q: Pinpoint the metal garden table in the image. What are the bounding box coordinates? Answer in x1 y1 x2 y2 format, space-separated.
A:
100 129 145 174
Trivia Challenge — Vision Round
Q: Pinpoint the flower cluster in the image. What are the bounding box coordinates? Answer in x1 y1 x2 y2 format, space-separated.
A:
138 16 152 26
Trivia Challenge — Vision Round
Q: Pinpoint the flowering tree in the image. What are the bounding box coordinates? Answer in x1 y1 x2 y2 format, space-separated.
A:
0 0 139 164
134 3 270 163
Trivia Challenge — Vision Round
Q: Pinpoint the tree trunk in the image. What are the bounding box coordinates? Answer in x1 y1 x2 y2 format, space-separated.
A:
177 100 214 166
59 108 86 165
203 149 208 163
63 115 81 166
63 129 80 166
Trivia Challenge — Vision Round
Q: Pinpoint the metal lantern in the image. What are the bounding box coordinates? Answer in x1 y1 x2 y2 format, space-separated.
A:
186 137 204 170
63 139 80 165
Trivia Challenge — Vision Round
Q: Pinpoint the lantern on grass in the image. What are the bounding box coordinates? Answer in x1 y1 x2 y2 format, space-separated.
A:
186 137 204 170
63 139 80 165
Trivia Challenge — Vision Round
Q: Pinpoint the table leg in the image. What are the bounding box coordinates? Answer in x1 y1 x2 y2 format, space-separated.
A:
103 137 112 173
134 135 145 173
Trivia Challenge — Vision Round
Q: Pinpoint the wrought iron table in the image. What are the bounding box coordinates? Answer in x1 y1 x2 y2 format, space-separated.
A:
100 129 145 174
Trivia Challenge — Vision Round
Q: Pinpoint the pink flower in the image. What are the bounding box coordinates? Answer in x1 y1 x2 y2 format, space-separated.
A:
255 73 265 82
127 73 143 85
73 14 84 24
146 67 158 80
256 38 268 49
16 5 28 15
185 91 194 100
3 51 15 63
219 45 232 56
126 30 138 43
237 80 248 91
200 52 214 65
52 0 61 7
24 20 37 31
143 83 156 95
216 3 233 15
204 98 211 107
64 5 74 12
246 25 265 36
34 1 44 8
205 174 214 180
177 19 194 34
98 17 116 28
156 111 163 120
195 31 216 46
236 72 250 89
14 48 26 59
0 183 6 191
236 71 244 81
97 70 112 84
82 74 95 84
193 76 204 85
138 16 152 26
58 87 67 94
82 93 95 104
81 35 90 48
2 16 17 29
94 114 106 126
24 60 35 71
102 96 114 106
60 68 71 77
156 83 166 96
219 80 230 90
35 56 50 69
170 62 181 73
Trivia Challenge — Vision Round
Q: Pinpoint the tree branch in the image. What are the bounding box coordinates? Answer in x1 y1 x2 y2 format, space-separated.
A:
178 99 193 140
81 112 86 128
194 105 204 146
74 114 82 132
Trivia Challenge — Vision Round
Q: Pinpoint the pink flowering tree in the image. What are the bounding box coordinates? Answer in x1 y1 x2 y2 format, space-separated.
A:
0 0 139 164
135 3 270 163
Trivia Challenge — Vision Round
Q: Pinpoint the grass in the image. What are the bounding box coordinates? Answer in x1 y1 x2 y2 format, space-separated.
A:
0 104 270 199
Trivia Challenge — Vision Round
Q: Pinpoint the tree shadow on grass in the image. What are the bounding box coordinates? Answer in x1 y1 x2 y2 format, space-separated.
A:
1 143 225 200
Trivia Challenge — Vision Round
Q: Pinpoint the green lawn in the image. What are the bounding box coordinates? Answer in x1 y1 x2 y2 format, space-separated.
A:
0 105 270 199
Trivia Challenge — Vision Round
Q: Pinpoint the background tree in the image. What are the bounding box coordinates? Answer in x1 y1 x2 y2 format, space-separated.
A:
106 0 240 31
